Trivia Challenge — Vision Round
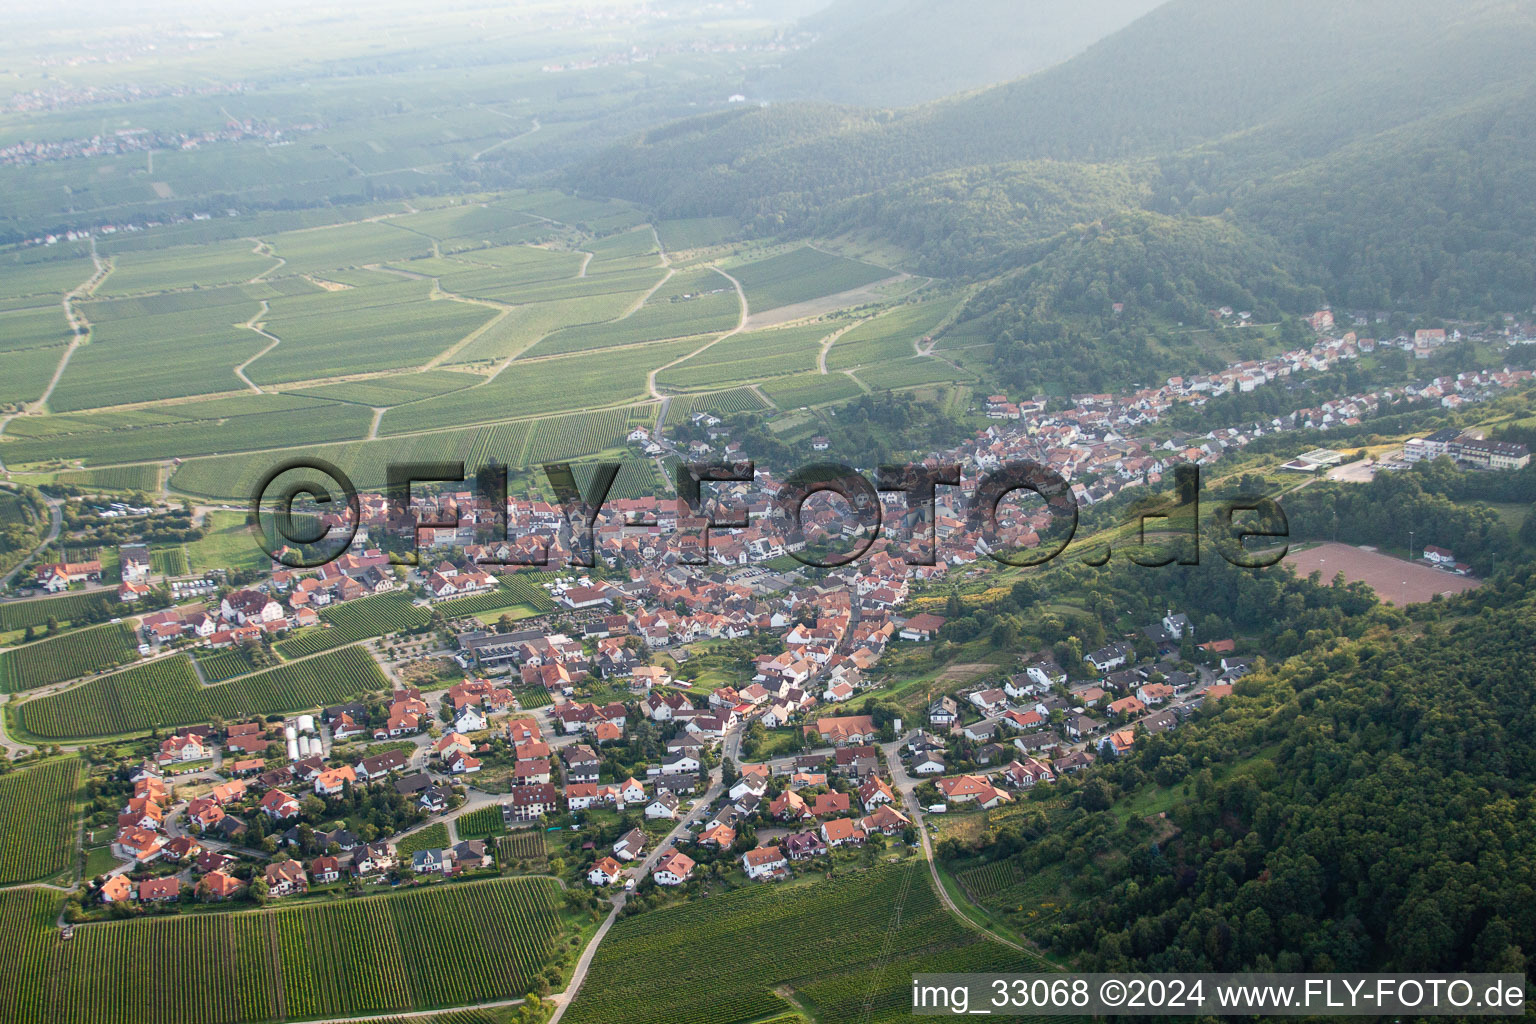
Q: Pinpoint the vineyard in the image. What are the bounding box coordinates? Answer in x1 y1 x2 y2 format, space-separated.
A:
496 830 548 871
956 860 1026 902
456 806 508 840
0 592 114 634
53 465 162 492
149 547 191 576
436 575 555 620
0 622 139 693
192 646 262 683
0 877 564 1024
0 757 84 884
396 823 450 857
563 861 1028 1024
273 593 431 658
14 646 389 741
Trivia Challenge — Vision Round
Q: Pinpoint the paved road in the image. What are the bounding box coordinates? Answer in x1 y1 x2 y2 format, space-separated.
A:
546 725 737 1024
0 492 63 593
881 736 1026 953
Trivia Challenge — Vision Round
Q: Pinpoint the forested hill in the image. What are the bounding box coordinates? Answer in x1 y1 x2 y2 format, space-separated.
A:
564 0 1536 313
742 0 1162 108
951 567 1536 973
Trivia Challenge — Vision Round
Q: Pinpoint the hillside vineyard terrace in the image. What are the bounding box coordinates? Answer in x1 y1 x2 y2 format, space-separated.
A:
253 458 1289 571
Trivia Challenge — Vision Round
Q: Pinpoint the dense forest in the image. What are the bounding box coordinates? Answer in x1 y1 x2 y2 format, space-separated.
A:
944 565 1536 973
564 0 1536 316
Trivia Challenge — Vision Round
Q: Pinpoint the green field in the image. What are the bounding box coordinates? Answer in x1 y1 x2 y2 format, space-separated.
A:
184 510 278 572
53 465 162 492
436 575 556 619
661 388 768 423
0 345 65 408
852 357 973 391
0 877 564 1024
48 286 278 412
456 806 509 840
3 391 371 468
825 297 958 370
759 372 865 409
94 239 280 297
287 369 483 407
192 646 263 683
0 306 71 354
0 622 140 693
263 220 433 277
396 822 451 857
0 593 117 633
13 646 389 742
564 861 1026 1024
519 268 738 359
273 592 430 658
0 758 85 885
380 337 696 434
496 830 548 870
657 321 829 391
729 247 891 311
249 277 498 383
655 217 739 251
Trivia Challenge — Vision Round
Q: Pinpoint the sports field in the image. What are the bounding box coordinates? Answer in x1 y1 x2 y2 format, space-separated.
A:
1284 543 1480 604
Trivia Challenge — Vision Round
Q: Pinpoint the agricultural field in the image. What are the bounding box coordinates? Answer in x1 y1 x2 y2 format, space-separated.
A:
446 291 645 365
466 420 536 470
46 286 275 412
12 646 389 742
273 592 431 659
851 357 973 391
2 392 370 469
564 862 1025 1024
248 277 498 383
520 269 738 359
53 465 162 492
759 372 865 409
0 253 92 303
496 830 548 871
495 189 645 232
149 547 191 575
661 388 768 424
287 370 483 407
0 306 71 354
183 510 274 573
387 204 542 250
261 220 433 277
456 806 508 840
956 860 1027 902
396 822 451 857
0 622 140 693
0 758 85 885
170 425 482 501
380 336 697 434
191 646 262 683
729 247 892 311
93 240 280 297
0 592 114 633
656 321 829 392
521 407 642 466
436 588 544 621
0 345 65 409
0 877 564 1024
655 217 739 251
824 297 959 370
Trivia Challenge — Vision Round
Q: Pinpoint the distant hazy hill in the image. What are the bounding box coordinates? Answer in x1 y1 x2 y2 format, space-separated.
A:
569 0 1536 313
744 0 1163 108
